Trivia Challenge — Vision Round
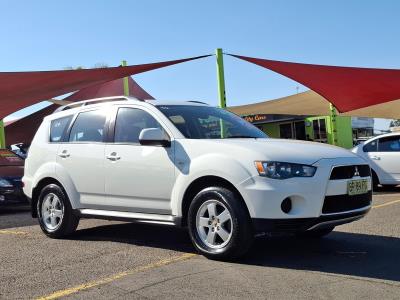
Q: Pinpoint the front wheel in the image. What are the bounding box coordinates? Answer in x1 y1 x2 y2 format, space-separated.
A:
37 184 79 238
188 187 253 261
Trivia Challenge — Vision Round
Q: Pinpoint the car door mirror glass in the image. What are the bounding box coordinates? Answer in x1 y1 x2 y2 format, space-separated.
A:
139 128 171 147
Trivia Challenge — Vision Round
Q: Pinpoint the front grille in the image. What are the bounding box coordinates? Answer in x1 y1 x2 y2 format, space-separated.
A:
322 191 372 214
330 165 371 180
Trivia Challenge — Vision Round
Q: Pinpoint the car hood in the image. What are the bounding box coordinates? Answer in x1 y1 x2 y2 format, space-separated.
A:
180 138 357 165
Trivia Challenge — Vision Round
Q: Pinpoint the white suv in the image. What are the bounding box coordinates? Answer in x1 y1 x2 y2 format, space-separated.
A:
23 97 372 260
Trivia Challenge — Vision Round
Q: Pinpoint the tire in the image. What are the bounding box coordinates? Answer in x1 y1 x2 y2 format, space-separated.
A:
188 186 253 261
297 226 334 238
371 170 380 191
37 183 79 238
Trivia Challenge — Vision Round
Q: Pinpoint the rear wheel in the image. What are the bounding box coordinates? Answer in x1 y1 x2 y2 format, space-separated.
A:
297 226 334 238
188 187 253 260
37 184 79 238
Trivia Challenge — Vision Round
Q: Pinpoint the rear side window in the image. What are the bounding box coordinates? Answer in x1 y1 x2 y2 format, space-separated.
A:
69 110 107 142
378 136 400 152
363 140 378 152
50 116 72 142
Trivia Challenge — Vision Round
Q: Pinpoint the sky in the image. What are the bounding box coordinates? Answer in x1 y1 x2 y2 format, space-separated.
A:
1 0 400 130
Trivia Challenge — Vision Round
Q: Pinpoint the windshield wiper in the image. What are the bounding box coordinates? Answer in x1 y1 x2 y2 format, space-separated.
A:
225 135 258 138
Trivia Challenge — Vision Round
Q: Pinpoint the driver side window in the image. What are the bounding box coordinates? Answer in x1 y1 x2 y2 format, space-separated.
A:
363 140 378 152
114 108 163 144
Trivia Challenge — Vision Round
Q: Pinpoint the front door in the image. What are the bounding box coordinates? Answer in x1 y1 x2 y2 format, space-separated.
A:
56 109 108 207
104 107 176 214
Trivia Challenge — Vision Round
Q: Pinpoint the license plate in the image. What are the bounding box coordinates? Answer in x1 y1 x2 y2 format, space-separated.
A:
347 179 368 196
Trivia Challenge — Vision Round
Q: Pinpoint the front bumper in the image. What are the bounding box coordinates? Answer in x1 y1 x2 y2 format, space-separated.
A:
252 205 370 234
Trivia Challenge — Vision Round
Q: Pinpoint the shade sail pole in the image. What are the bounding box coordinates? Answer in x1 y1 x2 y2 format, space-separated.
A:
122 60 130 96
0 120 5 148
216 49 227 108
329 103 338 145
216 48 227 138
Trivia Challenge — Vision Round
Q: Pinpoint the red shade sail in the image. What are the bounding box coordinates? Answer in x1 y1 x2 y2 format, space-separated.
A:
4 77 154 146
0 54 210 119
229 54 400 112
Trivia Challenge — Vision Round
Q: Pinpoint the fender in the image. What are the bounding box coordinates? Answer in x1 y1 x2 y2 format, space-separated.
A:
170 153 254 217
31 161 80 209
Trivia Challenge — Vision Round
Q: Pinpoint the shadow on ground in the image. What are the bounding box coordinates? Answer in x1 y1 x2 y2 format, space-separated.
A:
71 222 400 283
374 185 400 195
0 206 36 229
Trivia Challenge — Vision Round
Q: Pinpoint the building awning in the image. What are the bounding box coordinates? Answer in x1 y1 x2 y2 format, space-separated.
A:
228 90 400 119
229 54 400 113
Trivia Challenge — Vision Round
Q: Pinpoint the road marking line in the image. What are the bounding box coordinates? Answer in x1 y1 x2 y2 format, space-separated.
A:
0 229 28 235
372 199 400 209
35 252 197 300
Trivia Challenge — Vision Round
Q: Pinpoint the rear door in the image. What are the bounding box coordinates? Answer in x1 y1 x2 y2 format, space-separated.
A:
56 109 109 207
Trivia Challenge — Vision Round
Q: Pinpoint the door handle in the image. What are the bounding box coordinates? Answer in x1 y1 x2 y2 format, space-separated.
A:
106 152 121 161
371 156 381 160
58 150 70 158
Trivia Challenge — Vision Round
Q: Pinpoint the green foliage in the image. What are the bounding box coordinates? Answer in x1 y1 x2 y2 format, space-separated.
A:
390 119 400 127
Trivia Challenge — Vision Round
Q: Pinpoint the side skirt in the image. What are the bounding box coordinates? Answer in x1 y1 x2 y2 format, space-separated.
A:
75 209 183 227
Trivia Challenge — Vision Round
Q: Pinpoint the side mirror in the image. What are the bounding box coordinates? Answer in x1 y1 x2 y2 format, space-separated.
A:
139 128 171 147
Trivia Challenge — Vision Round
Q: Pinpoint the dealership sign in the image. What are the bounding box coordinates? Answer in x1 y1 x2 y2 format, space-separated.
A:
243 114 268 123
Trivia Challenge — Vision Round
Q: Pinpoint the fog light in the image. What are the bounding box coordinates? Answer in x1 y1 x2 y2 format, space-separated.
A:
0 195 5 202
281 197 292 214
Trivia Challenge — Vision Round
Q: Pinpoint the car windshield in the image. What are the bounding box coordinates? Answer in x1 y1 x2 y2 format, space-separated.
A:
156 105 268 139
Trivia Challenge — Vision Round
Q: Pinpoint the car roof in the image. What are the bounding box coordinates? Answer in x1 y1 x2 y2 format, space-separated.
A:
45 97 210 121
363 131 400 144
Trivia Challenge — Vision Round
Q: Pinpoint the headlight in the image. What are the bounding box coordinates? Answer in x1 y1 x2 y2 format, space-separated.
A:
255 161 317 179
0 178 13 188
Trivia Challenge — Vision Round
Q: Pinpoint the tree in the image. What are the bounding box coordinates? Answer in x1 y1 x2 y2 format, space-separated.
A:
390 119 400 127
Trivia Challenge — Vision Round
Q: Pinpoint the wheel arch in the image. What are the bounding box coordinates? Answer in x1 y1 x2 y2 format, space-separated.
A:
180 175 250 227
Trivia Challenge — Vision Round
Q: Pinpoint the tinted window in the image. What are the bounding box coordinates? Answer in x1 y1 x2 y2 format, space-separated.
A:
69 110 107 142
114 108 163 144
157 105 267 139
378 136 400 152
50 116 72 142
363 140 378 152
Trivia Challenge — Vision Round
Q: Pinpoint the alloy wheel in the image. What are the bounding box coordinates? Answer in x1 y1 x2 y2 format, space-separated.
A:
196 199 233 249
41 193 64 232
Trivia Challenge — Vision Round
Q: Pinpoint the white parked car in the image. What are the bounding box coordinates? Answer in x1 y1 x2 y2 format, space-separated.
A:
352 132 400 188
23 97 372 260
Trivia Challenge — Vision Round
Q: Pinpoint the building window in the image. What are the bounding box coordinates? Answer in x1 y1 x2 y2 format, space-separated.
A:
313 119 327 143
279 123 293 139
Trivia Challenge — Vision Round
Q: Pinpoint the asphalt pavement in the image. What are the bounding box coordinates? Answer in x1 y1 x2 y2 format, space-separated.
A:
0 187 399 300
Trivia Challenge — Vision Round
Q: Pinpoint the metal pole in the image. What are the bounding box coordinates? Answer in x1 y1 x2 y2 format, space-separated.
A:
216 49 227 138
216 48 227 108
122 60 129 97
0 120 5 148
329 103 338 146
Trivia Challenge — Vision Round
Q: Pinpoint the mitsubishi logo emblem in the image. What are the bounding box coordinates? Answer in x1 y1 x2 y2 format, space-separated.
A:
354 166 360 177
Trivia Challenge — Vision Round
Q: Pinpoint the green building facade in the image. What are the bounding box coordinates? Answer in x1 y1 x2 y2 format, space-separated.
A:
245 114 354 149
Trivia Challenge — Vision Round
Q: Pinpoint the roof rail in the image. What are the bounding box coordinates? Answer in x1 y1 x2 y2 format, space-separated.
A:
187 100 209 105
53 96 138 113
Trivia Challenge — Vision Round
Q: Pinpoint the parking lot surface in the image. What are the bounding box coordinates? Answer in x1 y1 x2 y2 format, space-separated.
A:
1 187 399 300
